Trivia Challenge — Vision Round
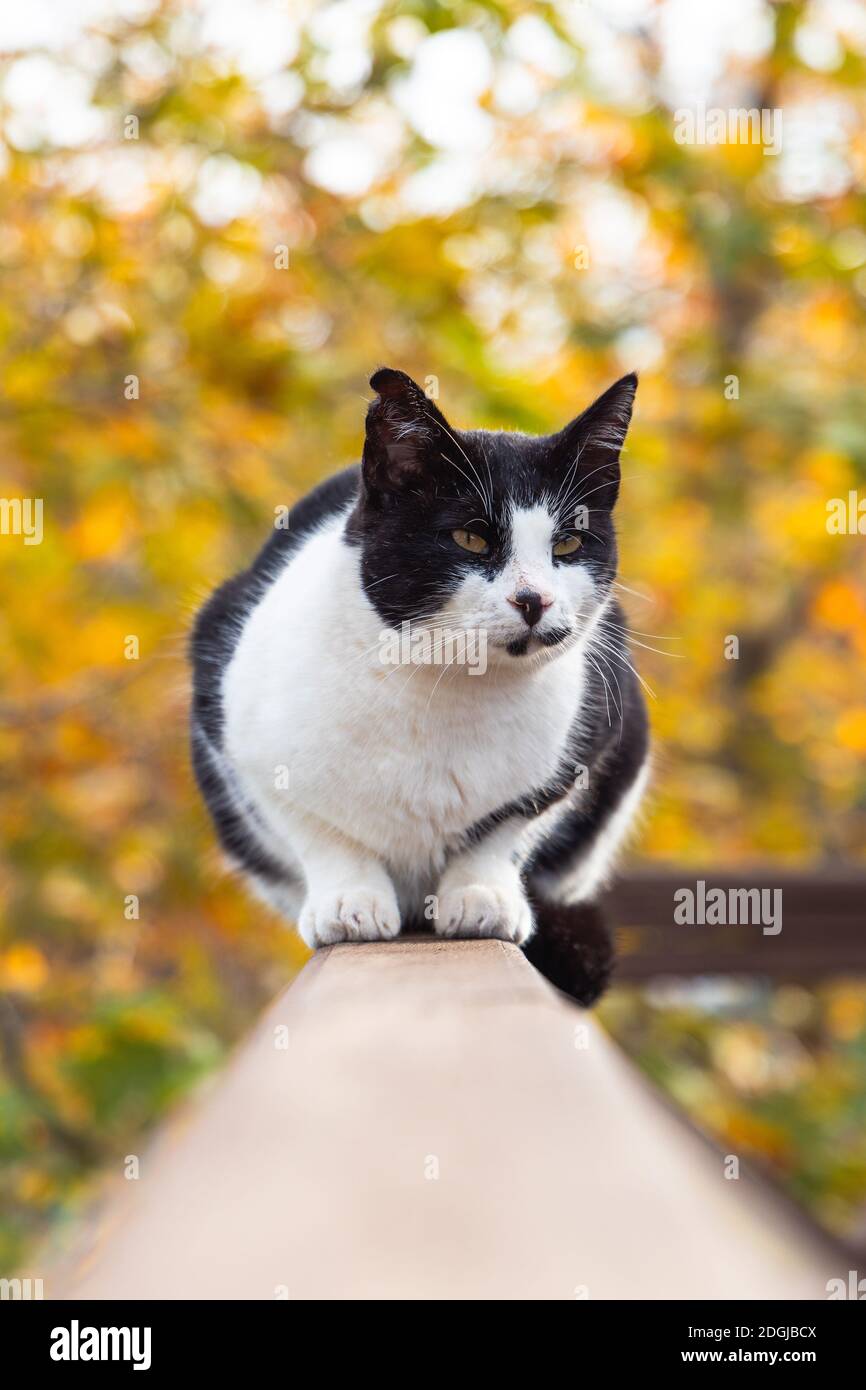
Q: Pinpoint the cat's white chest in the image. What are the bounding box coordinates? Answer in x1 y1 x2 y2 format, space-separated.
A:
340 654 579 861
223 523 585 875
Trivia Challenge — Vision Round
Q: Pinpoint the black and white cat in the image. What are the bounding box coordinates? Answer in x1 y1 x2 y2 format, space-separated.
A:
191 368 649 1004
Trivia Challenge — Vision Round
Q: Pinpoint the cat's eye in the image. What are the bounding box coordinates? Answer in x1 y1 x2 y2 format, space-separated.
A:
452 528 489 555
552 535 582 557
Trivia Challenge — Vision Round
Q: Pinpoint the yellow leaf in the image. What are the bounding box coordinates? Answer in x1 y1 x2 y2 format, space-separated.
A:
0 944 48 993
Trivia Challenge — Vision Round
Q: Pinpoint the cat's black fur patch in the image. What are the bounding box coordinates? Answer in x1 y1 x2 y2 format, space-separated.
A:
523 897 616 1007
190 731 288 884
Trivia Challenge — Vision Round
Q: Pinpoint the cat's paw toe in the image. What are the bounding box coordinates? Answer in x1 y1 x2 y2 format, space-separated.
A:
299 887 401 948
436 884 533 945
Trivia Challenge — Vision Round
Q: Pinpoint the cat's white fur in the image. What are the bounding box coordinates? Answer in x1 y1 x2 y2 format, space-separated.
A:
215 502 647 946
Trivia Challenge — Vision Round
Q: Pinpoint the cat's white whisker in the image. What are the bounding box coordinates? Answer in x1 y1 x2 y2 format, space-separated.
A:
587 640 624 717
586 653 613 727
606 630 682 658
433 415 494 517
568 472 639 508
440 454 491 515
613 579 654 603
589 632 657 701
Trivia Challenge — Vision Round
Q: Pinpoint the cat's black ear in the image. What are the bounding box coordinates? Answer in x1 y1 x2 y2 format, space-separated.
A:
363 368 451 498
552 372 637 513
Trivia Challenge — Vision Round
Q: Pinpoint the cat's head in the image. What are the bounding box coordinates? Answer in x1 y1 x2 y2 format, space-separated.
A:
349 367 636 669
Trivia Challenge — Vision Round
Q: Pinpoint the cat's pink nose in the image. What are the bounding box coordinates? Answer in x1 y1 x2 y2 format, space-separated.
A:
507 588 553 627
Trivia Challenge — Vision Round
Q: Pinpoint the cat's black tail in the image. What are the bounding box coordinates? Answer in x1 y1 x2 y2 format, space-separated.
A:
522 893 615 1007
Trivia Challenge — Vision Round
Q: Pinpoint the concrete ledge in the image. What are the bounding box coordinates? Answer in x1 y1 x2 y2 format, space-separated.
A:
51 938 837 1299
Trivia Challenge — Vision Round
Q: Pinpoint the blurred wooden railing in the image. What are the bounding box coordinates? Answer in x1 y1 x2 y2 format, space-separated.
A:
49 936 842 1301
606 870 866 980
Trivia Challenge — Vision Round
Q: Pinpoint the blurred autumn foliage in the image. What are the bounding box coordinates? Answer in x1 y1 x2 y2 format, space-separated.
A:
1 0 865 1268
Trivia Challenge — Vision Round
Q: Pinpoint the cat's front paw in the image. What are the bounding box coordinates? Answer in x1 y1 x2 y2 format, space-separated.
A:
298 886 401 948
435 882 534 945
